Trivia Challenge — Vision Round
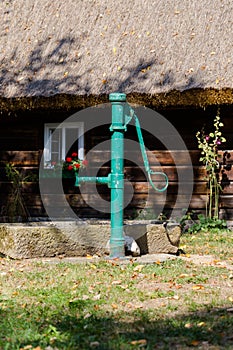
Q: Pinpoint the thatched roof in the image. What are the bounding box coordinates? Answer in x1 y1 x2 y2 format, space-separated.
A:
1 0 233 110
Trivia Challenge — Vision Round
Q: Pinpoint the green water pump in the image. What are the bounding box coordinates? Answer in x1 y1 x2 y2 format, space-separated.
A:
75 93 168 258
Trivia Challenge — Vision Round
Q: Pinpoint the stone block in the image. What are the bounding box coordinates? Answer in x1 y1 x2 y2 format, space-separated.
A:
124 222 181 255
0 221 181 259
0 222 110 259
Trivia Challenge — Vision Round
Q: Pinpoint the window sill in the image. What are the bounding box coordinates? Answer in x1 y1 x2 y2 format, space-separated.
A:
40 169 76 179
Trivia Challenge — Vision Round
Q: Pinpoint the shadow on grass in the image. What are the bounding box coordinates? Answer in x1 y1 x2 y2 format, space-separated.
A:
4 305 231 350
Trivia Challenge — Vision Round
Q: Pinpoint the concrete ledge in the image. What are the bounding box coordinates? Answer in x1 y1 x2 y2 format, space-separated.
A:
0 221 181 259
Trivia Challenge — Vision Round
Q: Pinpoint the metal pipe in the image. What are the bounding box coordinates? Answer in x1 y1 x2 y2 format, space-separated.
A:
108 93 126 258
75 176 110 187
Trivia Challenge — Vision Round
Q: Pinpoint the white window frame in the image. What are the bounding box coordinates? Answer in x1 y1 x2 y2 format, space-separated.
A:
44 122 84 167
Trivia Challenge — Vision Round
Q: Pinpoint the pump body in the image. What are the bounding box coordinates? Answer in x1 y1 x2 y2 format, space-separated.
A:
75 93 168 258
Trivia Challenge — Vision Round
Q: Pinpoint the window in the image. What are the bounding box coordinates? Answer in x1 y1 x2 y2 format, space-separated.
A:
44 122 84 167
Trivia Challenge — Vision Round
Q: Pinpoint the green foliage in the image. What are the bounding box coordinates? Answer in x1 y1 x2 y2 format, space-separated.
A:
179 210 228 234
196 112 226 220
3 163 36 221
186 214 228 233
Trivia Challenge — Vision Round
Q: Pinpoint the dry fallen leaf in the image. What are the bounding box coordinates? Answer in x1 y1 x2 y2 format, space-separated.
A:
213 259 220 263
90 341 100 347
178 273 189 278
86 254 93 259
130 339 147 345
190 340 200 346
134 265 144 272
20 345 33 350
184 323 193 329
192 284 205 290
12 291 19 296
111 280 122 285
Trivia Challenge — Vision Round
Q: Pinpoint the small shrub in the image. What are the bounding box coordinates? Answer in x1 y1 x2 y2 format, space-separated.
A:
196 112 226 220
3 163 34 222
180 212 228 234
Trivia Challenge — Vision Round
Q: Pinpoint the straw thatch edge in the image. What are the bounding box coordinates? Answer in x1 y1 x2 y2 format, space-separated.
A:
0 88 233 113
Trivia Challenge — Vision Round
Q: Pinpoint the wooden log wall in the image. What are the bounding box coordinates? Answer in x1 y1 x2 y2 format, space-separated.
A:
0 149 233 220
0 105 233 221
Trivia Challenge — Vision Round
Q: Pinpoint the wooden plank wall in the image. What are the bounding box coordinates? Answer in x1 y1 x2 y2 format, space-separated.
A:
1 149 233 220
0 105 233 221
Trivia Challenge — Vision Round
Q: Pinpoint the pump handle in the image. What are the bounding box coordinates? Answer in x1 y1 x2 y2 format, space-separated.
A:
126 105 168 192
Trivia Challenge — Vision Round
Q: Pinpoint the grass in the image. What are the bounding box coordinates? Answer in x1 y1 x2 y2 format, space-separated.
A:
0 230 233 349
180 229 233 259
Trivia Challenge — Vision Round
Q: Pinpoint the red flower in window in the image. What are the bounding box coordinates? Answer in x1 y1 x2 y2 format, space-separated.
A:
63 154 88 173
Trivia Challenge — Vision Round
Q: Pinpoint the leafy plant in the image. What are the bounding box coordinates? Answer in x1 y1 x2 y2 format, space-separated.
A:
179 210 228 234
196 112 226 220
184 214 228 234
179 209 198 233
4 163 33 221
